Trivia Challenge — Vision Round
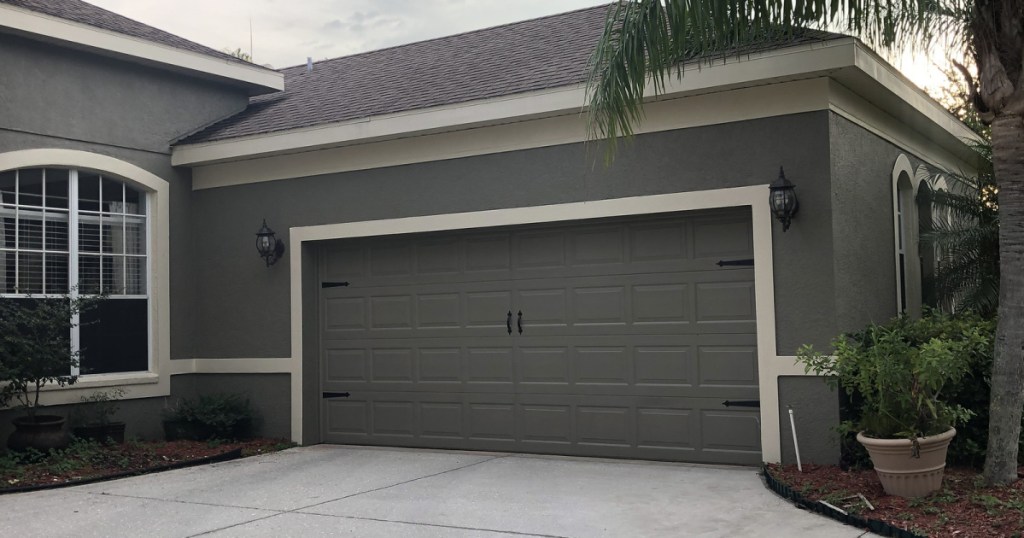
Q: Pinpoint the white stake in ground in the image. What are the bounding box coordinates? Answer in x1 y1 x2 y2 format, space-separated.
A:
788 407 802 472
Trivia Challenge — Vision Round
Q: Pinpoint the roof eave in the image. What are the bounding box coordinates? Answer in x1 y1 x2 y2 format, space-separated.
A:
0 3 283 96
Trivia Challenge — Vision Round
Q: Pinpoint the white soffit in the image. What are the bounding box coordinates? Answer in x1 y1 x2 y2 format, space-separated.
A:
0 3 283 95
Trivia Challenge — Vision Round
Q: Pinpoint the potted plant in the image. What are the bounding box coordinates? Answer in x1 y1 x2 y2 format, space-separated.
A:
0 293 101 451
71 388 128 444
797 311 990 498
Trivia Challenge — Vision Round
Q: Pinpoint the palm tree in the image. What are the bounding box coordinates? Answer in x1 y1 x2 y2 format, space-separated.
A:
923 141 999 317
586 0 1023 485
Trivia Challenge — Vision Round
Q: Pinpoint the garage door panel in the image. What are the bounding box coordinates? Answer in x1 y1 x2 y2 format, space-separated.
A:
519 404 573 444
701 409 762 456
415 238 462 275
418 347 463 383
570 226 627 266
319 208 761 464
698 346 759 388
419 401 463 439
467 346 515 384
518 346 571 384
692 217 754 259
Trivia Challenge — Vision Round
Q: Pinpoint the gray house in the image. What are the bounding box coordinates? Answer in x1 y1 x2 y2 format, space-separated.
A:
0 0 979 465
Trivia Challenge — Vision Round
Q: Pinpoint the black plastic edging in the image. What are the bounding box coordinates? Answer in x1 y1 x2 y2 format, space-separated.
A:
760 465 927 538
0 447 243 495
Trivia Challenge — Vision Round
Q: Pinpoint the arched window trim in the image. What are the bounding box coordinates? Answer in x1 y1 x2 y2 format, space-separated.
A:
892 155 940 318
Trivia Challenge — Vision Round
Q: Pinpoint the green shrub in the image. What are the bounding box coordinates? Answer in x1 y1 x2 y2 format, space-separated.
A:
163 393 257 441
798 310 996 466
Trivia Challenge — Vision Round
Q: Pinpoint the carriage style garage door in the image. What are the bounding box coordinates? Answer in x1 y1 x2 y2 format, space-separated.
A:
318 207 761 464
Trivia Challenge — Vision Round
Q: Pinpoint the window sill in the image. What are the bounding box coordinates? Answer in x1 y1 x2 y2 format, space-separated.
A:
1 372 168 409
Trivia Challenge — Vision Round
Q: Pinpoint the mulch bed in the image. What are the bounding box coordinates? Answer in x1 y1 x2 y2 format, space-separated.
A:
0 438 294 493
765 463 1024 537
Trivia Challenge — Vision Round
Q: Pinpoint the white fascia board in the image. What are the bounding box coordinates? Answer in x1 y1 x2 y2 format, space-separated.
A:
850 43 979 145
172 39 859 166
0 3 283 95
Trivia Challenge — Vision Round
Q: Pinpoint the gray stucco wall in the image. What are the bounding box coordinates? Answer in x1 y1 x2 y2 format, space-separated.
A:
778 376 841 464
0 32 252 360
828 113 914 335
189 111 837 359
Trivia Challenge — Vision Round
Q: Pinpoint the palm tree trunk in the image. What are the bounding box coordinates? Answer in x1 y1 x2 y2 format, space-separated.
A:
984 113 1024 485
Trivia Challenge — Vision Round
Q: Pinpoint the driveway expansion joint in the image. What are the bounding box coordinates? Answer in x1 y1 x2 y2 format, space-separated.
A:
187 453 514 537
296 511 571 538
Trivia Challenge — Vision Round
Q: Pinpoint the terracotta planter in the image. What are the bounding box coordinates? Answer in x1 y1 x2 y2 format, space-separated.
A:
857 428 956 498
73 422 126 444
7 415 70 452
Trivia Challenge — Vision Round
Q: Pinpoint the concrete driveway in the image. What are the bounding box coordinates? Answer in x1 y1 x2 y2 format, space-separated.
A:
0 445 867 537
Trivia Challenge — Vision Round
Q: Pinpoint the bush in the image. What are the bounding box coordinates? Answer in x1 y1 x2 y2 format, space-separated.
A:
163 393 256 441
798 310 997 468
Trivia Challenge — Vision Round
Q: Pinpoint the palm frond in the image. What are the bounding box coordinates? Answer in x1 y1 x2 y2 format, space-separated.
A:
586 0 969 152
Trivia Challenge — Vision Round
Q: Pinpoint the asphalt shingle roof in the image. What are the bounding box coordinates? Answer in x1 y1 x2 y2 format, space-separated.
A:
1 0 254 66
183 5 844 145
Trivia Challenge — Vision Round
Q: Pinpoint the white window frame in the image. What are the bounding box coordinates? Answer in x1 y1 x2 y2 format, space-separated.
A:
0 149 170 403
1 168 152 376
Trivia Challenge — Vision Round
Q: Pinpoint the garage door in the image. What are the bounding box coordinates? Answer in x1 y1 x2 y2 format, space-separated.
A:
318 208 760 464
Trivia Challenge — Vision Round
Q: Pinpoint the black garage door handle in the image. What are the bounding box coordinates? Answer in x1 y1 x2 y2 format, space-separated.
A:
517 310 523 334
322 392 350 399
506 311 512 335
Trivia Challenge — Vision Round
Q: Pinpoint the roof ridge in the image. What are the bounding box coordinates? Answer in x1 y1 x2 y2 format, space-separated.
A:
275 3 613 72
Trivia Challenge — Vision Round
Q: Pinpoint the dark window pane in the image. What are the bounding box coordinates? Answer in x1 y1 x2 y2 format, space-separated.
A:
18 169 43 207
45 253 69 294
79 254 101 294
101 177 123 213
79 298 148 374
44 216 68 252
0 171 15 205
18 214 42 250
19 251 42 293
124 186 145 215
44 169 69 209
79 221 101 253
0 251 14 293
79 173 100 212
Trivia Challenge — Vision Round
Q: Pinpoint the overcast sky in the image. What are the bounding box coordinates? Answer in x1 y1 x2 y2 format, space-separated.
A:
86 0 950 92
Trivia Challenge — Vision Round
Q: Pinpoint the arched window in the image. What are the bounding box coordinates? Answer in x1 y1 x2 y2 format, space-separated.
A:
0 167 149 374
892 156 942 317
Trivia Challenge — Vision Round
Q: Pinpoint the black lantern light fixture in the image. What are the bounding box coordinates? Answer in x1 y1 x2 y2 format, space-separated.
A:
769 167 799 232
255 219 285 266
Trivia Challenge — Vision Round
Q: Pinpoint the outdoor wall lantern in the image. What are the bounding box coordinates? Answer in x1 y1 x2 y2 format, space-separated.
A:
255 219 286 266
769 167 799 232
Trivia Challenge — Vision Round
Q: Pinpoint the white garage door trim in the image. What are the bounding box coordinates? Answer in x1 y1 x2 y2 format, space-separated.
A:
288 185 808 463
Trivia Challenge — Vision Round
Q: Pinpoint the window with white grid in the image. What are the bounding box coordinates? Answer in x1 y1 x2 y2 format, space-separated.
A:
0 167 149 374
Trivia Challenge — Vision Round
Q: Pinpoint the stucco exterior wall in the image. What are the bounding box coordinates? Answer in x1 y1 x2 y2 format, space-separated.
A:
828 113 916 333
189 111 836 359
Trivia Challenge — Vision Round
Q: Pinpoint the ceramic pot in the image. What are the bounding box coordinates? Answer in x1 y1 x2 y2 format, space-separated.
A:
857 428 956 498
8 415 70 452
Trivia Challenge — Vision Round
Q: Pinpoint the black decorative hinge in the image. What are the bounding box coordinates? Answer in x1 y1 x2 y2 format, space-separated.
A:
716 259 754 267
322 392 351 399
321 281 350 288
722 400 760 408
